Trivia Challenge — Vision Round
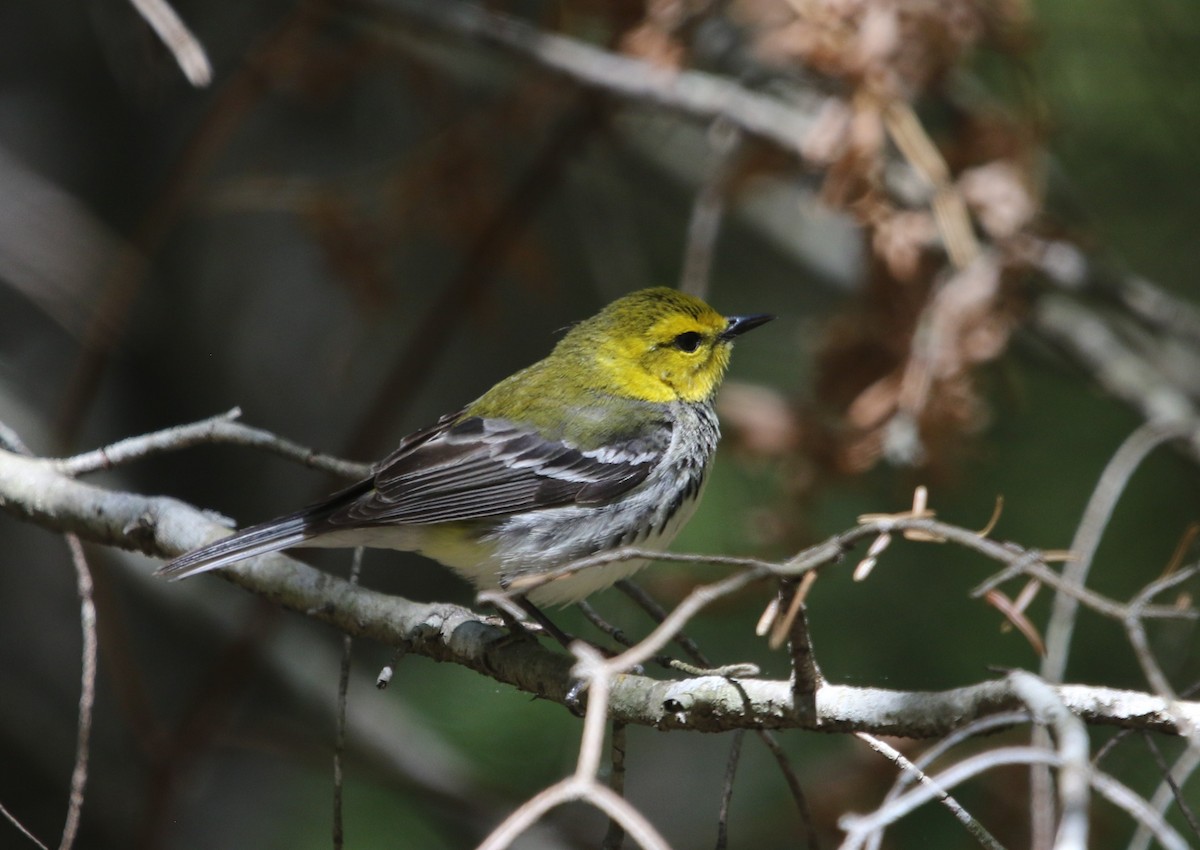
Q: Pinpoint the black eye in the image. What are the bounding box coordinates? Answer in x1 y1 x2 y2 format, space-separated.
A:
672 331 703 352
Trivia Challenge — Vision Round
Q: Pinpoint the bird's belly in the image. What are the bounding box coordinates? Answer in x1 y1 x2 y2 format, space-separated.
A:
484 474 708 606
307 473 709 608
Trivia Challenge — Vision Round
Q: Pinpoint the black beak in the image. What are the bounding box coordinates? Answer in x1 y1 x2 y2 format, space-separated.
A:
720 313 774 340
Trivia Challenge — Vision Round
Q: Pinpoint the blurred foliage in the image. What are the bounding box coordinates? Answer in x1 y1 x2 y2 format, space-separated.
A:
0 0 1198 848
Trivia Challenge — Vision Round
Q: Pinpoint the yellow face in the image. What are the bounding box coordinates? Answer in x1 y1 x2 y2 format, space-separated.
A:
599 303 735 403
555 287 773 404
469 288 771 425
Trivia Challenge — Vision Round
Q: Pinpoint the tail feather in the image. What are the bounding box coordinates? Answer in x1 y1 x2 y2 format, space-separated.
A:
157 479 376 580
155 513 313 580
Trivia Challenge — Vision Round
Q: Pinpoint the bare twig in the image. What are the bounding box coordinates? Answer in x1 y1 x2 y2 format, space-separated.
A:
0 802 49 850
680 121 741 300
616 579 714 667
508 546 779 598
1032 299 1200 458
476 645 671 850
1010 672 1091 850
332 547 364 850
972 556 1191 624
754 731 819 850
617 580 817 848
1030 422 1197 849
354 0 821 160
854 732 1004 850
577 600 636 646
1 426 98 850
780 581 822 704
1124 565 1200 736
840 746 1049 848
841 747 1189 850
126 0 213 86
1128 746 1200 850
1043 421 1199 684
601 722 628 850
0 421 31 454
715 730 744 850
1134 732 1200 847
57 408 369 479
57 536 97 850
866 712 1030 850
575 599 747 679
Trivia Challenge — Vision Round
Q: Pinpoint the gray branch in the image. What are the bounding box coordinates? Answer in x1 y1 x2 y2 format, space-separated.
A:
1 445 1198 738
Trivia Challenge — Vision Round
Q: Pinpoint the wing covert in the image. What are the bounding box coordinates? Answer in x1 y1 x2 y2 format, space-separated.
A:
328 415 669 527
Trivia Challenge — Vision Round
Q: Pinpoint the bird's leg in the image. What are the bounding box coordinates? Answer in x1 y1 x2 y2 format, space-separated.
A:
504 597 591 716
516 596 577 650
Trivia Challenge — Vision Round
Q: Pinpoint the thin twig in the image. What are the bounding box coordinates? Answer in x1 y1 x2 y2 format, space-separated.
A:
2 425 97 850
1043 421 1198 683
972 557 1192 624
1127 746 1200 850
0 420 31 454
0 802 49 850
1031 296 1200 460
509 547 779 599
680 120 741 300
126 0 213 86
1124 565 1200 736
617 581 817 848
576 599 742 678
617 580 713 667
332 547 364 850
840 748 1189 850
57 536 97 850
577 600 635 649
754 731 820 850
601 722 628 850
57 408 369 479
1034 422 1197 849
1126 565 1200 685
1010 672 1091 850
715 730 745 850
781 580 822 702
476 644 671 850
354 0 821 161
866 712 1030 850
1137 732 1200 844
855 733 1005 850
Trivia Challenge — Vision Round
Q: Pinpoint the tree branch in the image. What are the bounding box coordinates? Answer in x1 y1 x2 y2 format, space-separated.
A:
1 445 1198 738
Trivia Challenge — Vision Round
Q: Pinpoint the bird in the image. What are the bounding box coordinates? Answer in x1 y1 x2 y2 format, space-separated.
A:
157 287 772 610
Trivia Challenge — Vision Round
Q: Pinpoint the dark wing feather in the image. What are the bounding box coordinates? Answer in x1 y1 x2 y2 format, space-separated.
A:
154 413 468 579
325 415 669 527
156 409 667 579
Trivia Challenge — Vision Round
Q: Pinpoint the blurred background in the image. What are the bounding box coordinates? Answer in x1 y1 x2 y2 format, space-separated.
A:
1 0 1198 847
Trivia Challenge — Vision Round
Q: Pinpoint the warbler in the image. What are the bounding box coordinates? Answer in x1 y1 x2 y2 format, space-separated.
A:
157 287 772 606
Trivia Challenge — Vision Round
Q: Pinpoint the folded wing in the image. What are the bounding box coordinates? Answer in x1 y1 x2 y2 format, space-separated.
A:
326 414 668 527
157 410 668 579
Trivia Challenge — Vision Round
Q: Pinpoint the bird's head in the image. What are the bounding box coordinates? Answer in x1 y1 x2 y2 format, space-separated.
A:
563 288 773 404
